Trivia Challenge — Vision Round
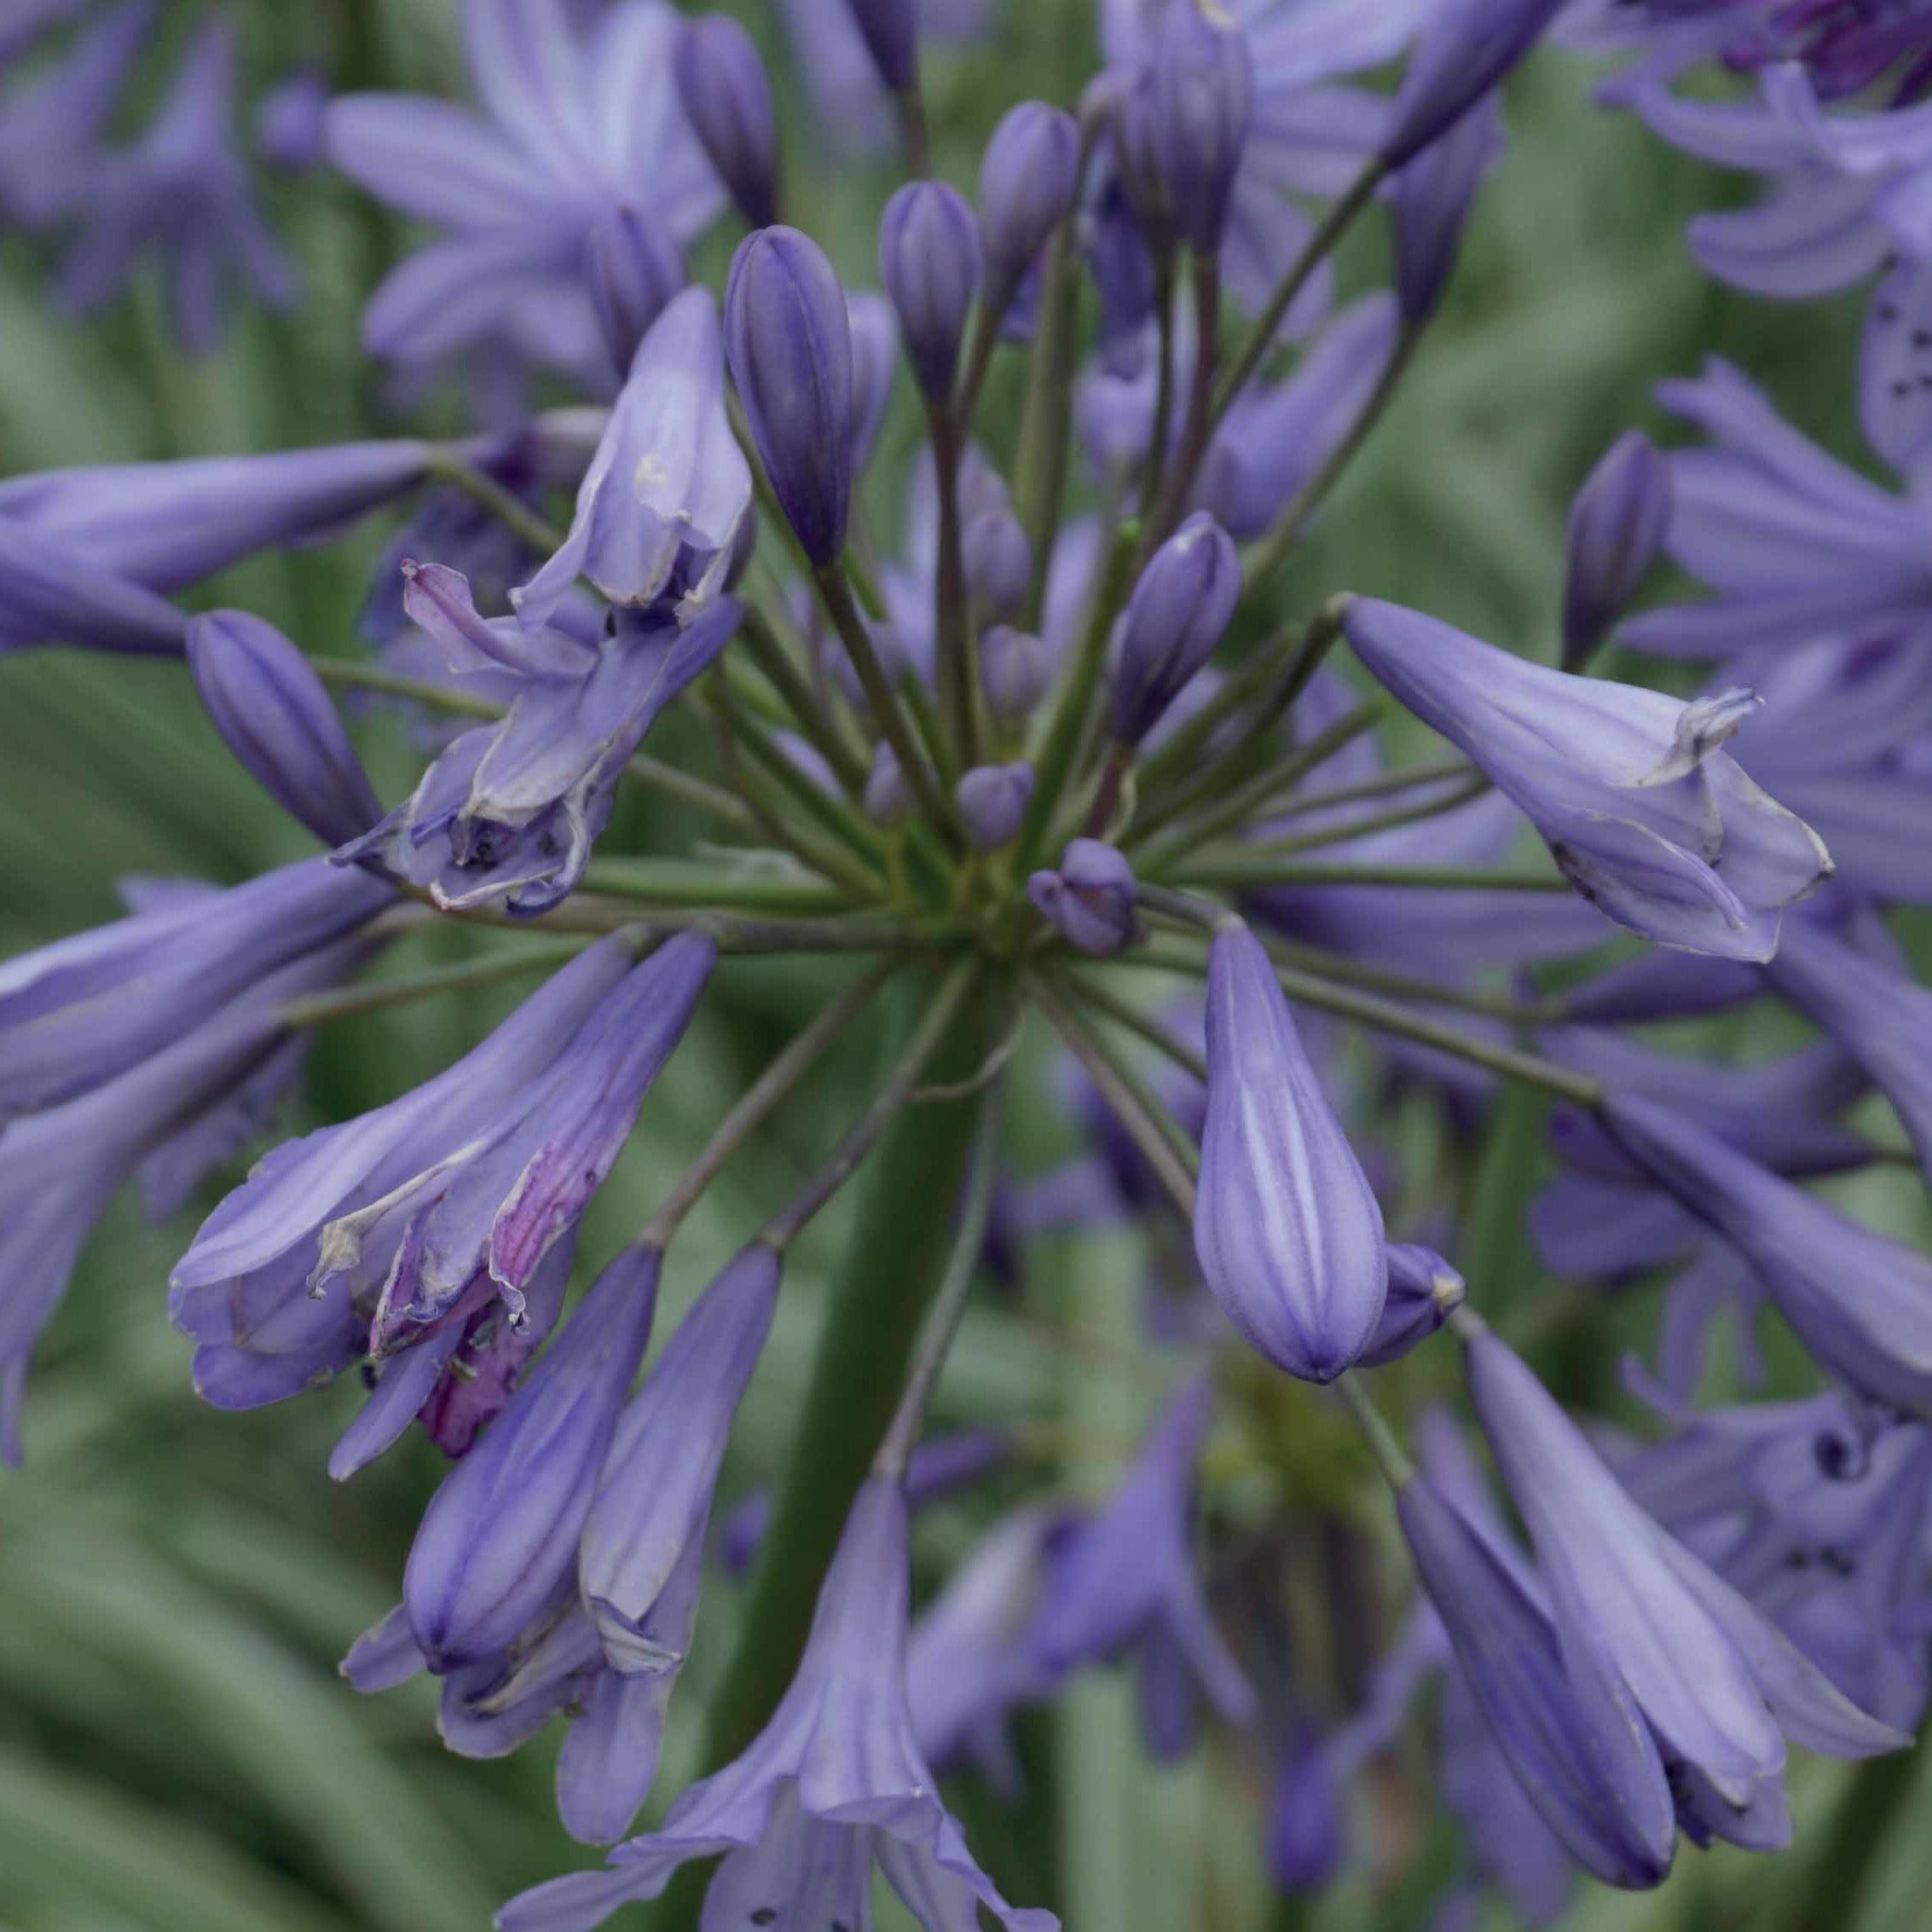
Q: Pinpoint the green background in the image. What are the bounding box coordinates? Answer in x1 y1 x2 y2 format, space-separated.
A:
1 3 1927 1928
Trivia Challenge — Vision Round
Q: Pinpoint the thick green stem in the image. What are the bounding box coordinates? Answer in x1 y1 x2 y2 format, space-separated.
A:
698 974 993 1770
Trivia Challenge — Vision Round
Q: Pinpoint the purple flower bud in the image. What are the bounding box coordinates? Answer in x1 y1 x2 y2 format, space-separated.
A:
582 204 687 382
1112 511 1240 746
963 506 1032 620
672 15 778 231
186 611 382 847
1145 0 1252 257
1392 93 1503 324
1356 1244 1466 1368
978 101 1080 306
980 623 1053 722
1268 1737 1345 1893
724 227 854 566
842 0 919 91
865 742 910 825
957 762 1035 849
880 180 981 402
1561 431 1674 669
1194 923 1387 1382
402 1247 661 1671
255 72 328 173
1382 0 1569 171
1029 839 1137 956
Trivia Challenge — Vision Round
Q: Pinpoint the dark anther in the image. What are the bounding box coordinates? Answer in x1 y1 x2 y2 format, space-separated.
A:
748 1911 777 1927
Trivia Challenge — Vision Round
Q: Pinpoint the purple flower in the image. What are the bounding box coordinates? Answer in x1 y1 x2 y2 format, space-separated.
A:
0 857 388 1121
325 0 724 383
978 102 1080 309
581 203 687 381
1623 357 1932 660
880 180 982 401
725 226 856 566
844 0 920 91
908 1503 1074 1795
0 0 149 229
1112 511 1241 745
980 623 1054 722
167 934 712 1464
186 612 382 847
1357 1244 1466 1367
1031 1378 1257 1752
0 917 367 1461
1382 0 1569 171
497 1478 1056 1932
1028 839 1138 956
1144 0 1253 257
1342 597 1832 959
1194 922 1386 1382
956 762 1035 849
672 14 778 230
0 517 187 657
56 16 296 355
1392 90 1504 322
1561 430 1674 668
338 573 740 917
1462 1319 1907 1849
513 287 750 629
1597 1090 1932 1416
404 1247 662 1673
0 437 439 595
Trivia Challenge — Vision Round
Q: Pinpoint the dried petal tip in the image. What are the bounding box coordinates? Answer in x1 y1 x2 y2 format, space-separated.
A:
186 611 381 846
1194 923 1387 1382
1029 839 1137 956
1562 431 1672 669
957 763 1035 849
672 16 778 231
978 102 1080 307
1356 1245 1466 1367
980 624 1053 722
880 180 981 402
582 205 686 381
1145 0 1252 257
1112 511 1240 746
724 227 854 567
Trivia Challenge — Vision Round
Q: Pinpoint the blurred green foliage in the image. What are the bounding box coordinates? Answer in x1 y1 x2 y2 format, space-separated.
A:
1 3 1928 1929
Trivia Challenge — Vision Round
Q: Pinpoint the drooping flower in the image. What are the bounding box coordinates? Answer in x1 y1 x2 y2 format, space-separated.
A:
1194 921 1386 1381
1461 1318 1907 1849
673 14 778 230
167 934 714 1471
498 1478 1057 1932
1341 596 1832 960
1380 0 1570 171
326 0 723 384
1561 431 1674 668
56 15 297 354
1391 90 1504 322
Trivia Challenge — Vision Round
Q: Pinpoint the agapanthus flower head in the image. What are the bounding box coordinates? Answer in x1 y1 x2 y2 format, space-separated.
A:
326 0 724 384
673 14 779 230
1194 921 1387 1381
1562 429 1674 668
56 14 296 355
1111 510 1240 745
1341 597 1831 959
499 1476 1056 1932
978 101 1081 307
879 178 982 401
725 225 856 566
1028 839 1138 955
186 612 383 847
